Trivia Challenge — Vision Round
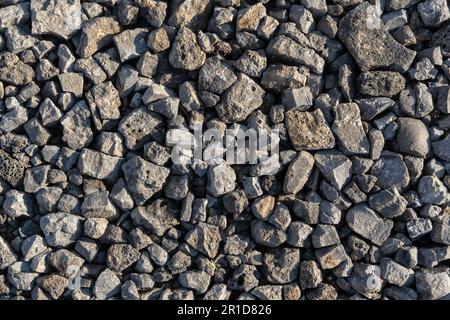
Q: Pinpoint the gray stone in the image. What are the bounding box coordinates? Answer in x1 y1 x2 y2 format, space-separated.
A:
78 148 123 182
0 52 34 85
58 73 83 98
417 0 450 27
0 3 30 30
40 213 83 248
169 27 206 70
368 188 407 218
122 156 169 205
282 87 313 110
263 248 300 284
286 109 335 151
312 224 340 248
37 273 68 300
148 243 168 266
86 82 121 130
399 83 434 118
113 28 148 62
234 50 267 78
418 175 449 205
380 258 414 286
333 102 370 155
251 220 287 248
77 17 121 58
136 51 158 78
0 104 28 133
432 135 450 162
84 217 108 240
371 152 410 191
215 73 265 123
268 203 291 231
315 244 348 270
357 71 405 97
178 270 211 294
286 221 313 247
118 108 164 151
261 64 307 93
266 35 325 74
31 0 81 40
60 101 93 150
348 263 383 299
39 98 62 127
406 218 433 240
314 150 352 191
94 268 121 299
81 191 118 221
131 199 179 236
48 249 84 277
207 163 236 197
199 56 237 95
299 260 322 289
185 222 221 258
0 235 17 270
7 261 38 291
346 204 393 246
338 2 416 73
107 244 141 272
3 189 34 218
415 268 450 300
431 215 450 245
397 118 430 158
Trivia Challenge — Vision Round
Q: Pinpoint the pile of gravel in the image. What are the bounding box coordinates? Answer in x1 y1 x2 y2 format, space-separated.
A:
0 0 449 300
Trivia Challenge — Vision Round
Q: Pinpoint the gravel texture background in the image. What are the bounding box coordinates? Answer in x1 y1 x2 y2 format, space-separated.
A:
0 0 449 300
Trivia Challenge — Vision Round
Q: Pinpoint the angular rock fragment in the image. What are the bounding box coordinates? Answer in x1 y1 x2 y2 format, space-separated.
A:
94 268 121 299
0 3 30 30
332 103 370 155
77 17 121 58
40 213 83 248
113 28 148 63
285 109 335 151
215 73 265 123
357 71 406 97
122 156 170 205
0 52 34 85
185 222 221 258
251 220 287 248
60 101 93 150
371 152 410 190
263 248 299 284
0 236 17 270
107 244 140 272
283 151 314 194
207 163 236 197
314 150 352 191
338 2 416 72
78 148 123 182
31 0 81 40
0 149 26 187
131 199 179 236
169 27 206 71
346 204 393 246
118 108 164 150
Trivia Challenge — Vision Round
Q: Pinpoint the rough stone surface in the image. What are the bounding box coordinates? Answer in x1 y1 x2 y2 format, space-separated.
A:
0 0 447 301
338 2 416 73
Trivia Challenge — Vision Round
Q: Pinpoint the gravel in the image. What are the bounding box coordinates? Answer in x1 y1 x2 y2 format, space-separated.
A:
0 0 448 301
